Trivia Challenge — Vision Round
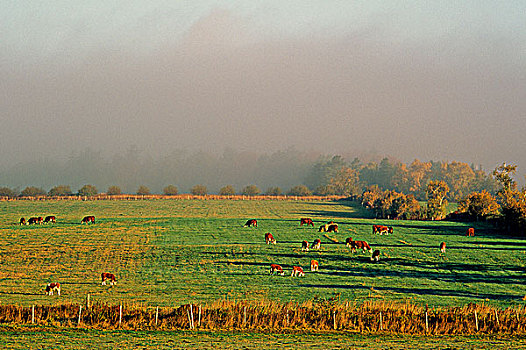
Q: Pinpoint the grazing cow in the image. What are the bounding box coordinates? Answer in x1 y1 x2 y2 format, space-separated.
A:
440 242 446 253
301 240 309 251
311 238 321 250
300 218 314 227
310 260 319 272
372 225 382 234
371 249 380 262
269 264 285 276
318 224 328 232
373 225 390 235
345 237 353 247
19 217 27 225
44 215 56 224
265 232 276 244
326 224 338 233
45 282 61 296
28 217 43 225
388 226 394 234
244 219 257 227
291 266 305 277
466 227 475 237
81 216 95 224
101 272 117 286
351 240 373 253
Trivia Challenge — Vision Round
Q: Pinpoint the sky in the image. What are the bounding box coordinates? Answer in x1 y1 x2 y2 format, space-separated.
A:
1 1 525 181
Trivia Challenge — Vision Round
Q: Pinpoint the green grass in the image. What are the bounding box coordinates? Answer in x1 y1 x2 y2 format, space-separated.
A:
0 199 524 308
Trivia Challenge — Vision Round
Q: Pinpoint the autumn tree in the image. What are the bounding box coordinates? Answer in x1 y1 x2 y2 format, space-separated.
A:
78 185 98 196
163 185 178 195
191 185 207 196
242 185 260 196
219 185 235 196
492 163 526 235
107 185 122 195
21 186 46 197
287 185 312 196
324 167 361 197
426 180 449 220
0 187 17 198
457 190 500 221
48 185 73 196
265 187 282 196
137 186 151 195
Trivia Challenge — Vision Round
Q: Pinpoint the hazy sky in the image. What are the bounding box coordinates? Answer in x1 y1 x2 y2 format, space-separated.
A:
1 1 525 179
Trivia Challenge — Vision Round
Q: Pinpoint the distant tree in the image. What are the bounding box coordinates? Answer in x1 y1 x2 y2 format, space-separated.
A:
219 185 236 196
287 185 312 196
20 186 46 197
48 185 72 196
137 185 151 195
325 167 361 196
107 185 122 195
426 180 449 220
163 185 178 196
492 163 526 235
458 190 500 221
242 185 260 196
0 187 16 198
191 185 208 196
78 184 98 197
265 187 282 196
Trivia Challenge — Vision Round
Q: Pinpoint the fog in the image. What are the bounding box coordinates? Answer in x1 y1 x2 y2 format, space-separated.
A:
1 3 525 188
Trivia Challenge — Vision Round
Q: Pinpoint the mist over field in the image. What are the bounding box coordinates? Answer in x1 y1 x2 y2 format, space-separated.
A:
1 2 525 187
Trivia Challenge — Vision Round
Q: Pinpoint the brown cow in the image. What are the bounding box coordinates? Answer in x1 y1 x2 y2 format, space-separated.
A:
345 237 353 247
373 225 389 235
371 249 380 262
311 238 321 250
45 282 61 296
291 266 305 277
265 232 276 244
300 218 314 227
19 217 27 225
270 264 285 275
28 217 43 225
310 260 319 272
101 272 116 286
326 224 338 233
351 240 373 253
466 227 475 237
440 242 446 253
244 219 257 227
81 216 95 224
301 240 309 251
44 215 56 223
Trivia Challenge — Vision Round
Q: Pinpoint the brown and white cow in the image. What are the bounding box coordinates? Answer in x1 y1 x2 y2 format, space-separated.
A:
440 242 446 253
46 282 61 296
269 264 285 275
28 217 43 225
351 240 373 253
466 227 475 237
301 240 309 251
311 238 321 250
291 266 305 277
265 232 276 244
244 219 257 227
81 216 95 224
44 215 56 223
19 217 27 225
326 224 338 233
371 249 380 262
300 218 314 227
373 225 389 235
345 237 353 247
310 260 319 272
101 272 117 286
318 224 328 232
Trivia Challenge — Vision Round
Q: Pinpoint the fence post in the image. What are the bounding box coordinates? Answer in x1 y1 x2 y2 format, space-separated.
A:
379 312 383 331
155 306 159 326
190 304 194 329
243 306 247 326
78 306 82 326
474 310 479 332
119 304 122 327
31 305 35 324
333 310 337 330
187 308 192 329
495 310 500 327
425 304 429 334
198 305 202 328
286 309 289 327
86 294 90 308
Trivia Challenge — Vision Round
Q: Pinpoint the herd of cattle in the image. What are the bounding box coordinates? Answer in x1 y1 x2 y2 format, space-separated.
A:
17 214 115 295
246 218 475 278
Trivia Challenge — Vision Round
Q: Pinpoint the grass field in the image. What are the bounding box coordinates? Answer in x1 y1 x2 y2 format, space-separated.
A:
0 198 525 309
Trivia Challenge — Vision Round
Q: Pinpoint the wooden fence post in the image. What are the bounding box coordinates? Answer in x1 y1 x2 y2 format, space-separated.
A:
86 294 90 308
495 310 500 327
155 307 159 326
186 308 192 329
78 306 82 326
474 310 479 332
333 310 337 330
286 309 289 327
198 305 202 327
31 305 35 324
119 304 122 327
379 312 383 331
243 306 247 326
425 304 429 334
190 304 194 329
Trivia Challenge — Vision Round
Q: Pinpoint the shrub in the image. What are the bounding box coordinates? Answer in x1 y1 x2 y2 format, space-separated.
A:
287 185 312 196
78 184 98 196
137 186 151 195
191 185 208 196
242 185 260 196
20 186 46 197
219 185 236 196
163 185 178 196
107 186 122 195
48 185 73 196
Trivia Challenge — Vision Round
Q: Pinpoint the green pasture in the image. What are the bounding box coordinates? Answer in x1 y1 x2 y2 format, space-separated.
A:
0 199 524 308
